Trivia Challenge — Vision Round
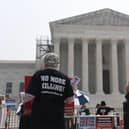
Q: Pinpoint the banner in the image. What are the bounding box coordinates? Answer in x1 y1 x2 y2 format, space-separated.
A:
23 75 32 115
96 116 114 129
79 116 96 129
64 101 74 116
6 99 16 109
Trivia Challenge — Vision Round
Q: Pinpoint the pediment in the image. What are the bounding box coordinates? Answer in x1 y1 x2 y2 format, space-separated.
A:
52 8 129 26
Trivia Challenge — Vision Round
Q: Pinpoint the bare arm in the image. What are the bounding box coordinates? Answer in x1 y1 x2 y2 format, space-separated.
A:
64 96 74 103
23 93 35 103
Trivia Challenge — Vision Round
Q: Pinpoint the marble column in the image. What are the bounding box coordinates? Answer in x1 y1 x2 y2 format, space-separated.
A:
111 39 119 93
68 38 74 77
82 39 89 93
96 39 103 94
54 37 60 56
125 39 129 85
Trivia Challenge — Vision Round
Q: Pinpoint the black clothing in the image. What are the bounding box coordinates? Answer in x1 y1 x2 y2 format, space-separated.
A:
125 93 129 101
18 105 31 129
80 105 90 115
96 106 114 115
27 69 74 129
80 108 90 115
124 93 129 129
19 115 30 129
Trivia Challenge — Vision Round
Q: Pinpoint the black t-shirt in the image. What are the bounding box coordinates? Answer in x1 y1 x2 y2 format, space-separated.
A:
96 106 114 115
27 69 74 129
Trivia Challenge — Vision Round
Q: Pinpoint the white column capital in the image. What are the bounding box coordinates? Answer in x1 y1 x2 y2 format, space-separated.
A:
96 38 102 42
124 39 129 44
82 38 89 42
68 37 75 42
111 39 118 44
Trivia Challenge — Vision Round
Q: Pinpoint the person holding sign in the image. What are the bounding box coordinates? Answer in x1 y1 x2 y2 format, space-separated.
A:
96 101 114 115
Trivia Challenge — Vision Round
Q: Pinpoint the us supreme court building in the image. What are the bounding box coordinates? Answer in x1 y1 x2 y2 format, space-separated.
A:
0 8 129 108
50 8 129 108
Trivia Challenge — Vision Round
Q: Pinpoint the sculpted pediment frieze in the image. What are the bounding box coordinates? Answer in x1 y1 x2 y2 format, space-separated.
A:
53 8 129 26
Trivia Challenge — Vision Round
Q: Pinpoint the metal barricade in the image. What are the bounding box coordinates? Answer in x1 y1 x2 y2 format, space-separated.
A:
0 107 19 129
0 106 7 129
0 106 124 129
65 115 122 129
64 107 124 129
6 109 19 129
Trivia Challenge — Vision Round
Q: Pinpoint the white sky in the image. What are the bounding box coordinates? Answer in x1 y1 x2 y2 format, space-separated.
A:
0 0 129 60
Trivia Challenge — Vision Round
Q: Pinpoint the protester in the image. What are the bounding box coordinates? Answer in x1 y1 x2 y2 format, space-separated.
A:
123 83 129 129
23 52 74 129
125 84 129 101
80 104 90 115
95 103 100 111
96 100 114 115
